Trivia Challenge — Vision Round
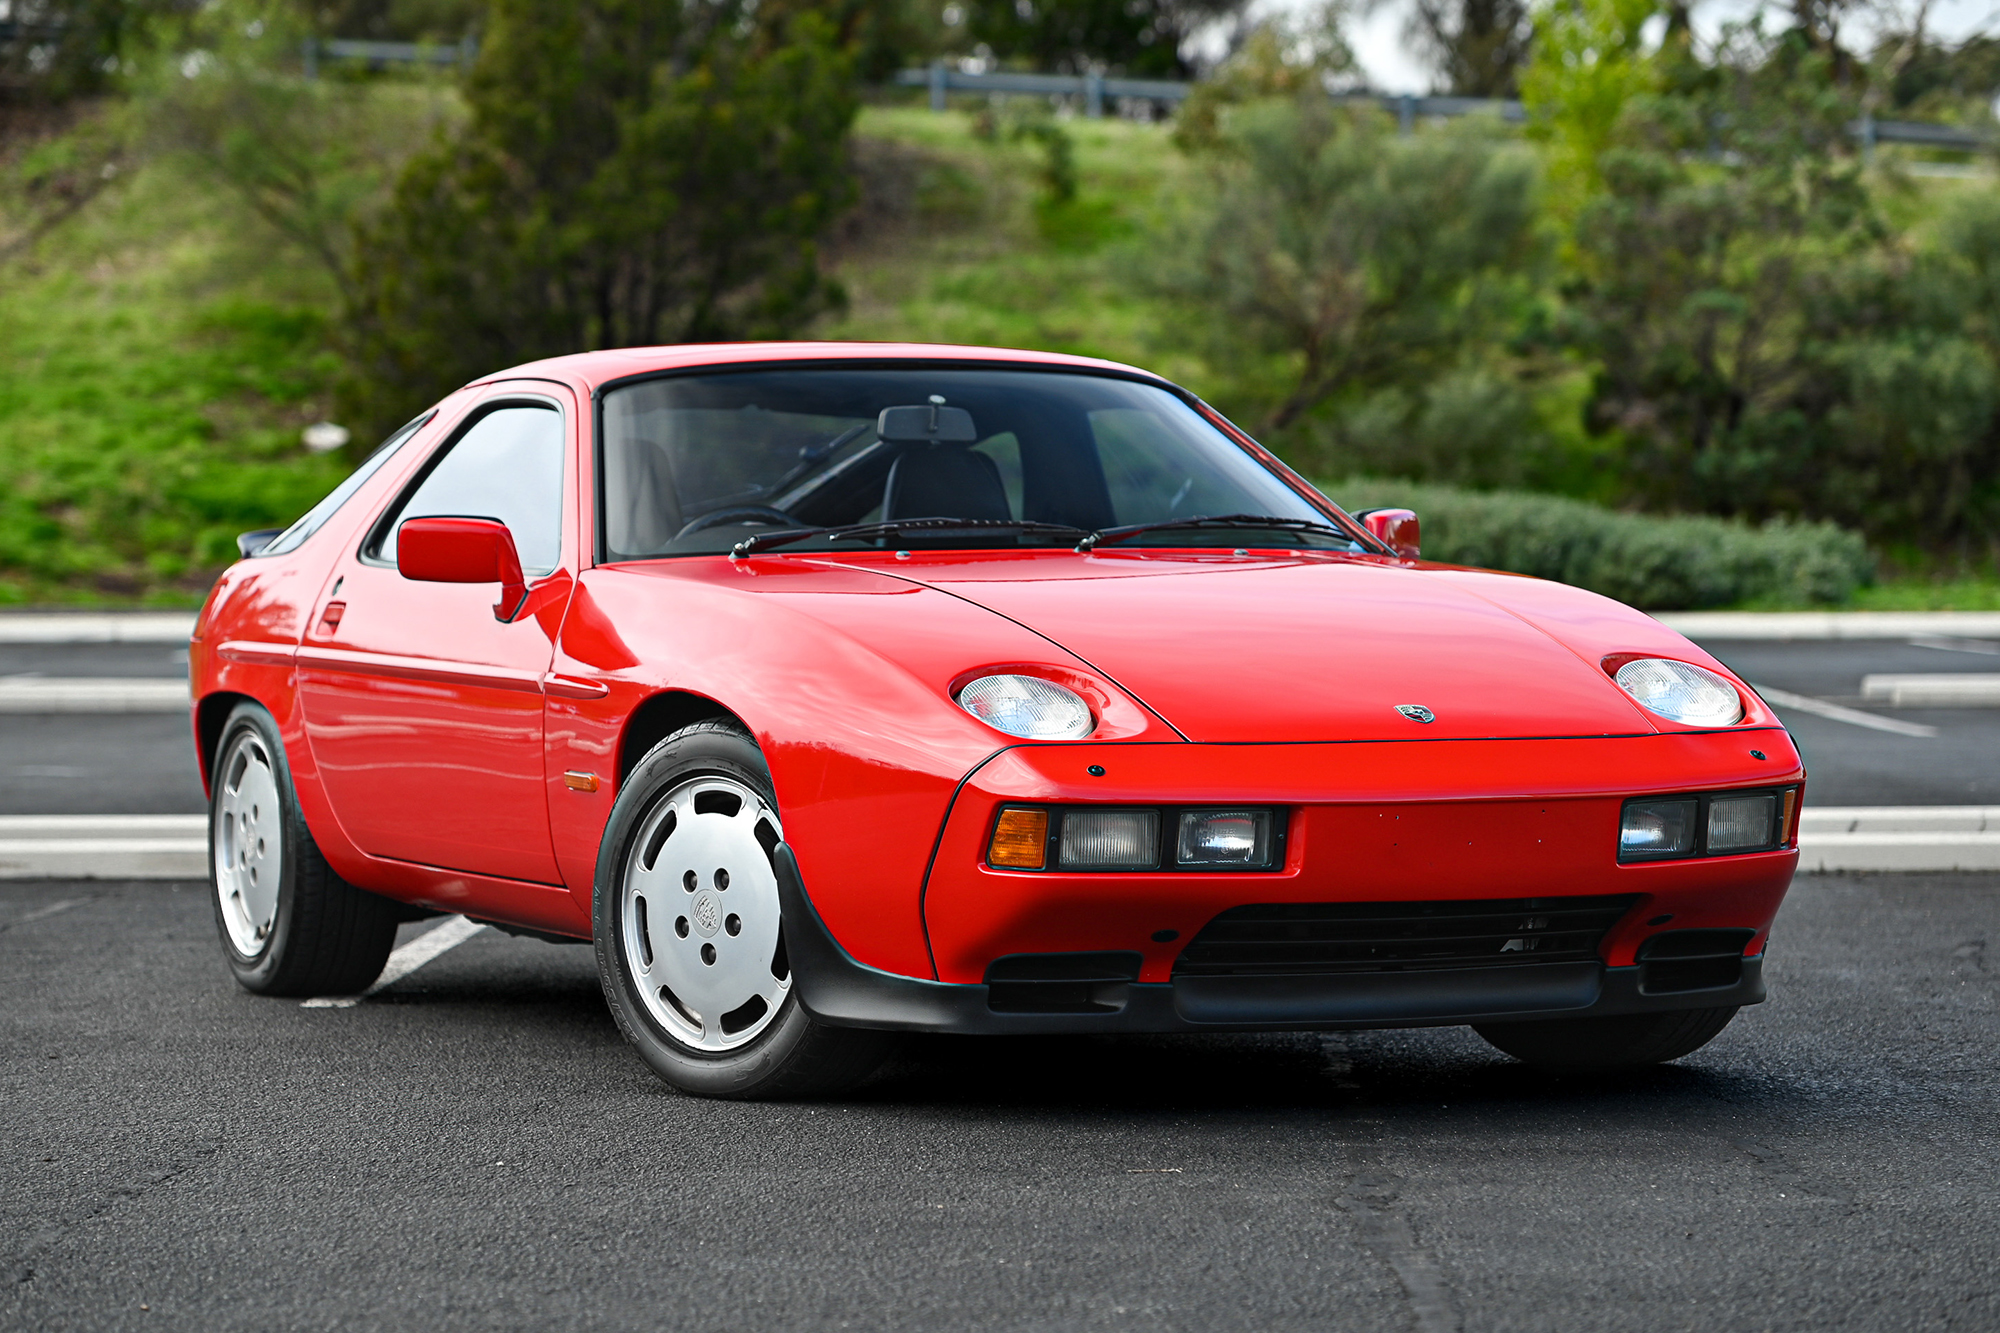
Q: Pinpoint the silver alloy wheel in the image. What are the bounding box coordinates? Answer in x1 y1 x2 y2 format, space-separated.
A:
620 775 791 1052
214 730 283 956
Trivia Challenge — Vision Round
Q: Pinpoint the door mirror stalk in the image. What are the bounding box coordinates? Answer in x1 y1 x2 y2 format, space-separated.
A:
396 516 530 621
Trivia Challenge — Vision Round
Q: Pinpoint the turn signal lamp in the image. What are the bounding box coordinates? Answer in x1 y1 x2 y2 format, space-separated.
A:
988 808 1049 869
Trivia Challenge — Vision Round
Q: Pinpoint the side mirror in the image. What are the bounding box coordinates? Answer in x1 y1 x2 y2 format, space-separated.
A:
237 528 284 559
396 516 528 621
1355 508 1420 560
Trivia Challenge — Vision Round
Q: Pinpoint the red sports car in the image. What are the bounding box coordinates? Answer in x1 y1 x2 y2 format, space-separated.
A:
192 343 1802 1097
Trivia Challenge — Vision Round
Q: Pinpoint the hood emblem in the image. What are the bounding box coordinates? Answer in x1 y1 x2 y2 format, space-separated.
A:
1395 704 1436 724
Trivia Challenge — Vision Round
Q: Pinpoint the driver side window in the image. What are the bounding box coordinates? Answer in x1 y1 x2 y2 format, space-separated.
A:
371 403 566 574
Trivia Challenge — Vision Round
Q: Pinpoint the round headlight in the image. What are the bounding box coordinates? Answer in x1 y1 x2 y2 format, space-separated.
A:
956 674 1095 740
1614 658 1744 727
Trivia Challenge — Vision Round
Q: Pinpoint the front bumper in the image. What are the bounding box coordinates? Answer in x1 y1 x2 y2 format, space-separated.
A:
777 846 1766 1035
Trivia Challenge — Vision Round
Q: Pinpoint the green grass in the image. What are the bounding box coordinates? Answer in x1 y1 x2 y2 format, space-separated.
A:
0 130 349 603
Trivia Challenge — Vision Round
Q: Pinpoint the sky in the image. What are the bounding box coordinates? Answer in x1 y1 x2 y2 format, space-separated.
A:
1271 0 2000 94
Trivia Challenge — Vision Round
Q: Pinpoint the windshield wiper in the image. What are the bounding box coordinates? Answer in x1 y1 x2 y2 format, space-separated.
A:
732 518 1088 558
1076 514 1359 553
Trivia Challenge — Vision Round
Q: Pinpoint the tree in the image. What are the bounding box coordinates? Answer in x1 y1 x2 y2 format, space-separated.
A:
338 0 859 438
1568 26 2000 549
1408 0 1534 97
1148 99 1542 433
957 0 1250 77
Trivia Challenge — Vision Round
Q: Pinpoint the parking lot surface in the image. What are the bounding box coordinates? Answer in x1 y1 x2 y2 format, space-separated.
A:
3 872 1995 1332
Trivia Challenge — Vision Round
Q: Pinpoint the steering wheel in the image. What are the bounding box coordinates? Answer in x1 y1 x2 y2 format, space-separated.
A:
676 506 798 539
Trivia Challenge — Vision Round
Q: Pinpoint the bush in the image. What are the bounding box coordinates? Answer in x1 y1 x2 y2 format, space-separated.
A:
1327 477 1875 608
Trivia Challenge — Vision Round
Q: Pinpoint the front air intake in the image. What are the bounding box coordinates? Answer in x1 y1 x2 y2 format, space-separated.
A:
1173 896 1639 978
983 951 1143 1013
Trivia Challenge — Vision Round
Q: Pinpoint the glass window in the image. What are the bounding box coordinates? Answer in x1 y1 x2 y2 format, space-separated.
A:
599 369 1348 557
257 412 434 558
374 404 566 574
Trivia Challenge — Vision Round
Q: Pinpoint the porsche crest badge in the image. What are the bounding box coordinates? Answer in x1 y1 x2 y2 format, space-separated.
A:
1395 704 1436 724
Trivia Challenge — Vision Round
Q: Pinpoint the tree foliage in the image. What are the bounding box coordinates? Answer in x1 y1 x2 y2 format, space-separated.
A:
338 0 859 437
1568 28 2000 549
1409 0 1533 97
1149 99 1543 434
955 0 1247 77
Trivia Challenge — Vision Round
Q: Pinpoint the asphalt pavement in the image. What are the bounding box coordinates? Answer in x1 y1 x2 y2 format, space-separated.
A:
4 628 1998 1331
3 872 1994 1331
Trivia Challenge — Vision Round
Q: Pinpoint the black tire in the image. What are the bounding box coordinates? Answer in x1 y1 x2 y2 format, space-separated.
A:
1474 1006 1740 1072
592 719 894 1099
207 701 400 996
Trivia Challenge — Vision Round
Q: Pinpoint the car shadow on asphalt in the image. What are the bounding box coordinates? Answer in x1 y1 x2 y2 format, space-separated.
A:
851 1028 1795 1118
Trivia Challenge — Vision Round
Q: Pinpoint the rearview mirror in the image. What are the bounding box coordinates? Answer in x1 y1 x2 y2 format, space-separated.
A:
396 516 528 621
878 403 977 444
1355 508 1420 560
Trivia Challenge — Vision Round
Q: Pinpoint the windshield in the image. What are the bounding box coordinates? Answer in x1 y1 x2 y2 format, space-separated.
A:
599 368 1356 557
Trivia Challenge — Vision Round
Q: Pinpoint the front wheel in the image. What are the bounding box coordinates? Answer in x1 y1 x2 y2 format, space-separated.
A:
592 720 893 1098
1474 1006 1739 1073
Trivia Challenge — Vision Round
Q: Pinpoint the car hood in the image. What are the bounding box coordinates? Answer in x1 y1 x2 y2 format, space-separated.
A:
826 551 1670 743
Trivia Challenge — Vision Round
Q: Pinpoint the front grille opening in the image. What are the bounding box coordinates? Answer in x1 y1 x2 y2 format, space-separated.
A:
985 951 1142 1014
1638 928 1754 994
1173 896 1639 978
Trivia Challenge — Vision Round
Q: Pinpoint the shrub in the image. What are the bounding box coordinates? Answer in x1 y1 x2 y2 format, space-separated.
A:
1327 477 1875 608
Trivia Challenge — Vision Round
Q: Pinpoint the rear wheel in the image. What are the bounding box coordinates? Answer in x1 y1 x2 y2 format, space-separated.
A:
209 702 399 996
1474 1006 1739 1072
592 720 892 1098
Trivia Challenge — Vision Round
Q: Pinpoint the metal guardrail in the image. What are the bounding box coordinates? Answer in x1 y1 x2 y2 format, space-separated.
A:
895 63 1991 150
301 37 476 78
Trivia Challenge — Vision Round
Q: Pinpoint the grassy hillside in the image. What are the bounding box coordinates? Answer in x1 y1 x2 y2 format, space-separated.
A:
0 94 1990 606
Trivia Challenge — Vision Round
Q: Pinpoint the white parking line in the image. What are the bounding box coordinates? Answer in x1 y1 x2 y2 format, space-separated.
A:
1749 684 1939 737
1910 634 2000 657
301 916 487 1008
8 898 80 925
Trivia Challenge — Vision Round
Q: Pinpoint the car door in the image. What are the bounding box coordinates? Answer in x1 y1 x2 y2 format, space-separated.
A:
297 386 577 884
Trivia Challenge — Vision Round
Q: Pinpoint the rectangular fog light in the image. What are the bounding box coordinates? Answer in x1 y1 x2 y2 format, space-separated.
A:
1707 793 1778 852
1620 798 1697 861
1059 809 1160 869
1176 809 1274 867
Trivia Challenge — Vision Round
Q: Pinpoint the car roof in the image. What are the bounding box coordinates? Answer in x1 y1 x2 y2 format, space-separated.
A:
472 342 1180 397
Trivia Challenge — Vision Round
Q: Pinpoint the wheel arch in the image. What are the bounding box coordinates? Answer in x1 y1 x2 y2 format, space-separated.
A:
195 690 259 794
618 690 749 785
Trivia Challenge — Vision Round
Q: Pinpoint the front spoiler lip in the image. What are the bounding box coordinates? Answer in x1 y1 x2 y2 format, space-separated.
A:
777 845 1765 1035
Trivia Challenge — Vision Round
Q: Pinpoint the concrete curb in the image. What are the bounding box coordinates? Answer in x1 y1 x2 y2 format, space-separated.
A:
1659 611 2000 640
0 679 191 712
0 816 206 879
0 613 197 644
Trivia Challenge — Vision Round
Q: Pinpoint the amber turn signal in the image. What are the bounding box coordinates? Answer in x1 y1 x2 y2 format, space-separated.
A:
988 807 1049 869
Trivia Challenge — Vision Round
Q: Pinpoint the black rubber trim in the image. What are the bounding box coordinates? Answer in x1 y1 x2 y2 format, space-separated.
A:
774 843 1767 1034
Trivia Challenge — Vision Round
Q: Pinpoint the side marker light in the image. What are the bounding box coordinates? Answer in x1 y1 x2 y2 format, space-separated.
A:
989 808 1049 869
